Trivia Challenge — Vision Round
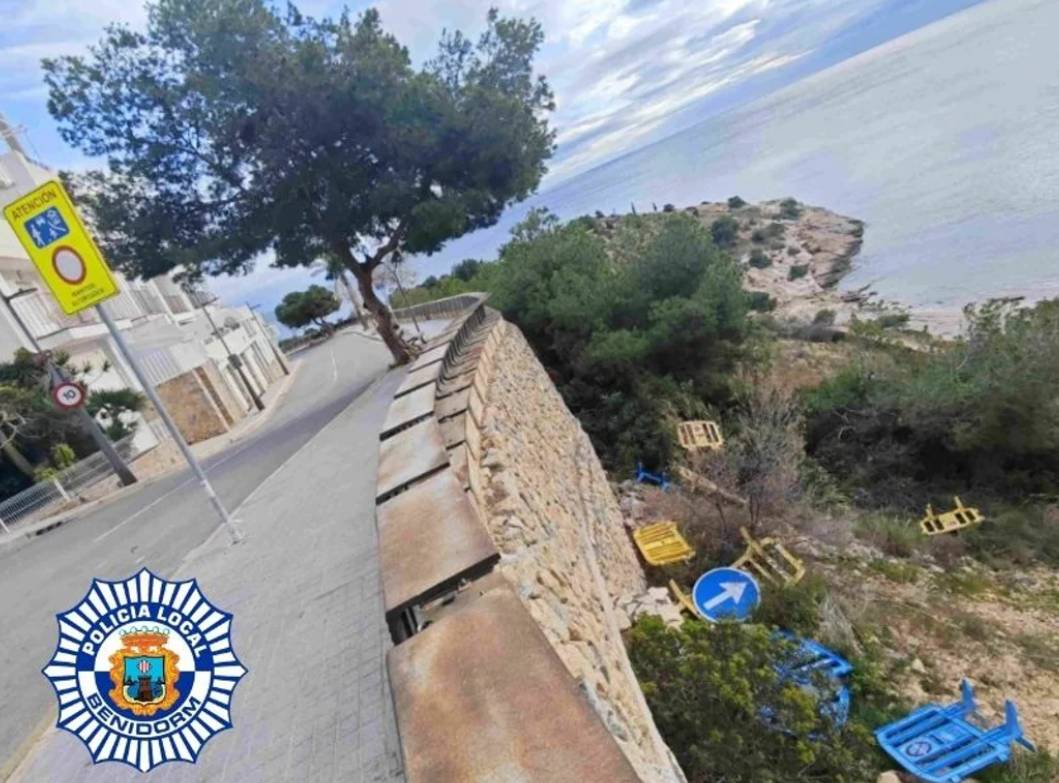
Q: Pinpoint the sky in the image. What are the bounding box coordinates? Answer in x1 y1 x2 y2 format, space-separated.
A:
0 0 985 325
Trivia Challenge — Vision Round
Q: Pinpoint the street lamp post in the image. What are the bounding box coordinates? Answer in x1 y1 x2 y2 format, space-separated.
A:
0 287 137 487
198 299 265 412
247 304 290 376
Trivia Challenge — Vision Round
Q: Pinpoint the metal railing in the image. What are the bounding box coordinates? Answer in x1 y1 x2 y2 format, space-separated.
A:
0 419 169 532
9 290 102 338
391 293 488 325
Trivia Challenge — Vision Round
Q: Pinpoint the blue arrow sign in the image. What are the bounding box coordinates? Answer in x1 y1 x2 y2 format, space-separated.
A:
692 567 761 622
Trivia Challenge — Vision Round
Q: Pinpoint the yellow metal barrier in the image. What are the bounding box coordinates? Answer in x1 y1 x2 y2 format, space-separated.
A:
920 496 984 536
669 579 700 617
676 420 724 451
633 521 695 566
731 527 805 587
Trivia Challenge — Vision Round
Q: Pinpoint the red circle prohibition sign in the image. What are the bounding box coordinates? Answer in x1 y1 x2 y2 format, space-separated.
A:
51 381 86 410
51 245 87 285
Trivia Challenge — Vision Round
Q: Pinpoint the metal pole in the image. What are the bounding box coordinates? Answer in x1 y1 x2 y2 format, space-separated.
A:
1 288 137 486
248 304 290 375
201 304 265 411
97 303 243 543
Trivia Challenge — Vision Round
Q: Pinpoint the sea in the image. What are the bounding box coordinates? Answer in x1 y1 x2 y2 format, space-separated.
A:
420 0 1059 324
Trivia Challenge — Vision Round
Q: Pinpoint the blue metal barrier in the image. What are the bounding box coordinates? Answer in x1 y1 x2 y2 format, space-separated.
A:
635 462 670 490
764 633 853 733
875 680 1035 783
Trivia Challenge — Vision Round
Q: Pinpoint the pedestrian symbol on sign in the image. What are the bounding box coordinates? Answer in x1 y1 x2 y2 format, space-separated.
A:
25 206 70 249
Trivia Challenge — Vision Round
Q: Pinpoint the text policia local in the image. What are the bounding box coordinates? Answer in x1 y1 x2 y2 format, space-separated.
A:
81 604 210 659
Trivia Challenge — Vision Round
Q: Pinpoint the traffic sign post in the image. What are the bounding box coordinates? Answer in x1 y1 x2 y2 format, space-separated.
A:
2 180 119 314
97 303 243 544
2 181 242 543
691 567 761 622
51 380 86 410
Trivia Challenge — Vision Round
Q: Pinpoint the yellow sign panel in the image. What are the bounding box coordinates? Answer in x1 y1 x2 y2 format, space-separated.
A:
3 179 119 315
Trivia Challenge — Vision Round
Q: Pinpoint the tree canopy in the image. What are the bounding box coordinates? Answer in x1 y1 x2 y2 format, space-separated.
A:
274 285 341 332
44 0 555 364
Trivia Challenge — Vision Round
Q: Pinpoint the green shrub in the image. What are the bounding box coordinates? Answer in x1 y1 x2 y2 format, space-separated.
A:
779 198 802 219
854 513 923 558
979 749 1059 783
751 228 767 243
50 443 76 470
964 505 1059 568
710 215 740 247
753 573 828 636
747 291 776 312
490 211 751 471
874 313 910 329
628 616 886 783
813 309 836 326
728 195 747 209
787 246 801 256
868 559 920 584
788 264 809 281
748 249 772 269
805 299 1059 522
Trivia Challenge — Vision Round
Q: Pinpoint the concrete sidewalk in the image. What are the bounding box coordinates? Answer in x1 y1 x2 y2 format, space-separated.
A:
9 369 406 782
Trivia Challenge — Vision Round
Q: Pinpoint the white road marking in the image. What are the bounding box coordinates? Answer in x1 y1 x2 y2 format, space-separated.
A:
330 347 338 384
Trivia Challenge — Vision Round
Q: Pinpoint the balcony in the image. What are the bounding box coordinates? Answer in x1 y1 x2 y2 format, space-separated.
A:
8 290 143 346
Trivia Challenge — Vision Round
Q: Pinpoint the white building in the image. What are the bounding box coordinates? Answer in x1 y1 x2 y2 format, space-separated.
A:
0 135 288 446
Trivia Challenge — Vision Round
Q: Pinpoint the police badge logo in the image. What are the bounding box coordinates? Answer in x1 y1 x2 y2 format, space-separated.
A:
42 569 247 772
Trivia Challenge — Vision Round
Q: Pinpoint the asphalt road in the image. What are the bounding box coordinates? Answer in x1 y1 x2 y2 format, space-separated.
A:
0 328 401 775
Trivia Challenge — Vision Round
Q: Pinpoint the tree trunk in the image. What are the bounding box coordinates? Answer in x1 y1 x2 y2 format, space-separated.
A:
346 259 414 366
1 437 36 480
339 270 370 330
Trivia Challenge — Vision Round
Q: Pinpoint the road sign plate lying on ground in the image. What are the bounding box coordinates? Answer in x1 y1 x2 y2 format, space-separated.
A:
676 420 724 451
633 521 694 566
731 527 806 587
875 680 1035 783
692 567 760 622
920 496 985 536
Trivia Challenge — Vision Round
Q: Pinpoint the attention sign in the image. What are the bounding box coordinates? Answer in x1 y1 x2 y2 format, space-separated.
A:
3 179 119 315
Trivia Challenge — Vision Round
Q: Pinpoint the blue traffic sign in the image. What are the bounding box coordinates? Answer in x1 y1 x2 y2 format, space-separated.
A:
692 567 760 622
25 206 69 249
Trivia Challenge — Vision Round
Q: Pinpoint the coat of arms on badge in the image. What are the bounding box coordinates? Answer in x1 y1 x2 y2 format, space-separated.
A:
42 569 246 772
109 626 180 715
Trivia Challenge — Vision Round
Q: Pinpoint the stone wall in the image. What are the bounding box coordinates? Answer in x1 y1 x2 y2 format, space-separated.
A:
156 369 231 443
472 320 682 783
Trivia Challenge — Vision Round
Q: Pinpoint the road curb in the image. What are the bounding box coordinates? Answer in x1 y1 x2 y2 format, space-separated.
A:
0 358 304 555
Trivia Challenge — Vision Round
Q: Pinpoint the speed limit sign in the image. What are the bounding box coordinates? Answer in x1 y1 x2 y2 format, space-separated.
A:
51 381 86 410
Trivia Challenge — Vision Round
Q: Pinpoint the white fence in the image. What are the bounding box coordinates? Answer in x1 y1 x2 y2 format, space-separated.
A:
0 418 169 533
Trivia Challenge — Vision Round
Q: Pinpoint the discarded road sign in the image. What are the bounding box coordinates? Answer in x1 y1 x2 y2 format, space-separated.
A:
633 522 695 566
876 680 1035 783
676 420 724 451
3 179 119 315
635 462 670 490
732 526 806 587
692 567 760 622
51 380 86 410
920 496 984 536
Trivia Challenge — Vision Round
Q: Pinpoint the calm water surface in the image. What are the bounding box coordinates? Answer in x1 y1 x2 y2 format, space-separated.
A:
423 0 1059 313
